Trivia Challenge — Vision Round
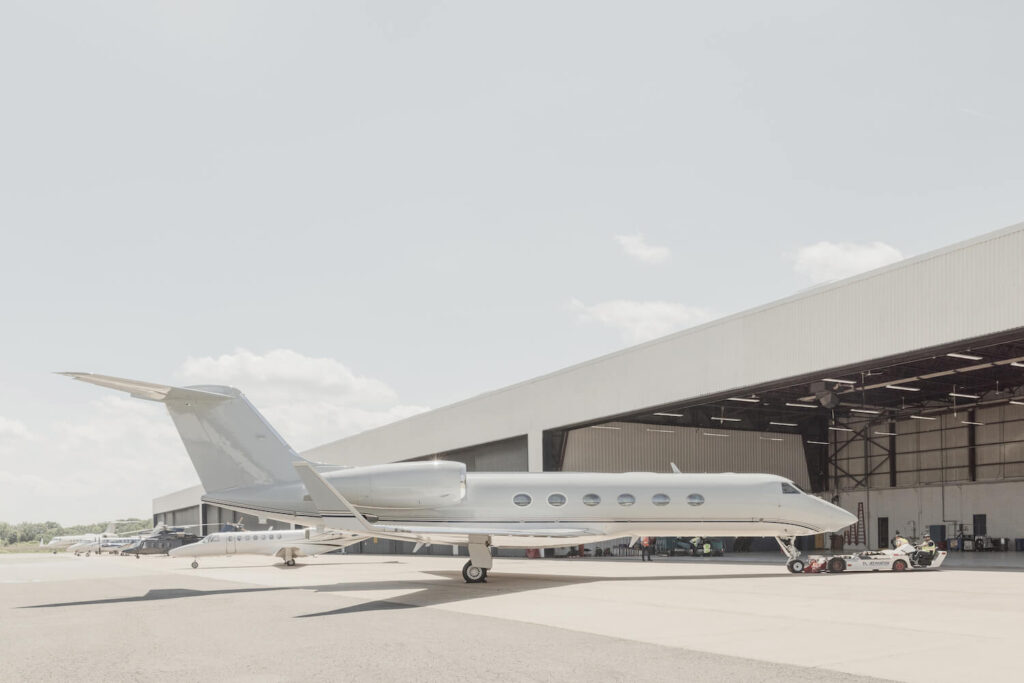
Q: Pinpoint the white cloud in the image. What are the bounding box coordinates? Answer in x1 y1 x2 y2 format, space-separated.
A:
793 241 903 284
571 298 714 344
0 416 32 440
179 348 428 451
614 233 670 264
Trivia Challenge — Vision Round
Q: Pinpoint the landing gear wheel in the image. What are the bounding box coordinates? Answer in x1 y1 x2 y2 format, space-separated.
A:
892 559 907 571
191 561 199 569
786 559 805 573
286 559 296 567
462 560 487 583
827 557 846 573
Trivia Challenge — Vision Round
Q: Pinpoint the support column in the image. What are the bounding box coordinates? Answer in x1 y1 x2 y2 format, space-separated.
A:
528 430 543 473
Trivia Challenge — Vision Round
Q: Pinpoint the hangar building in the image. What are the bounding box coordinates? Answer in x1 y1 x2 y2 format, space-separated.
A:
156 222 1024 553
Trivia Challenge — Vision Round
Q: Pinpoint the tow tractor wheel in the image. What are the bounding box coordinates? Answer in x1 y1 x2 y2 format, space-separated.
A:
462 560 487 583
191 561 199 569
285 559 296 567
827 557 846 573
892 559 908 571
786 559 805 574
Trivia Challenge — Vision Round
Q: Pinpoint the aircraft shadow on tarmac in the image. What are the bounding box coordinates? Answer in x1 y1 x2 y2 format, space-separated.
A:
19 569 790 615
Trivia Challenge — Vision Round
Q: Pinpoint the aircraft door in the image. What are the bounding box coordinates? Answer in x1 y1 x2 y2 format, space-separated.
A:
225 535 236 555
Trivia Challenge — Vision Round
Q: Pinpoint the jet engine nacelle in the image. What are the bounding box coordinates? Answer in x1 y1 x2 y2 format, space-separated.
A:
322 460 467 510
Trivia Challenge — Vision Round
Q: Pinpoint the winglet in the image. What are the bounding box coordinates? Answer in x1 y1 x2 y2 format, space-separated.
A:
59 373 232 403
293 462 376 532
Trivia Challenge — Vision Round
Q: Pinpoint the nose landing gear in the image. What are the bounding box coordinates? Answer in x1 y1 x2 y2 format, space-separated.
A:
776 536 806 573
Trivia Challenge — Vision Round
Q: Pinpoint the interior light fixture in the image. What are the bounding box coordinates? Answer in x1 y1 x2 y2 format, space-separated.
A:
1011 362 1024 368
653 412 683 417
886 384 920 392
1009 400 1024 406
759 436 784 441
947 352 983 361
910 415 937 421
711 416 741 422
828 426 854 432
786 402 817 409
850 408 880 414
646 428 674 433
703 432 730 437
874 431 897 436
591 425 621 430
823 378 856 385
961 420 984 426
727 397 760 403
807 440 829 445
769 421 798 427
949 392 980 400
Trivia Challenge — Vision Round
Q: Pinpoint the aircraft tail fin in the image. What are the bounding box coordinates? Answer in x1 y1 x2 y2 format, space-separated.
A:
62 373 305 493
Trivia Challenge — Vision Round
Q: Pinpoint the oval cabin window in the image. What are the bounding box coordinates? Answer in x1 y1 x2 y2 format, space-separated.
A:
513 493 532 507
617 493 636 506
687 493 705 506
582 493 601 506
652 493 671 506
547 493 566 507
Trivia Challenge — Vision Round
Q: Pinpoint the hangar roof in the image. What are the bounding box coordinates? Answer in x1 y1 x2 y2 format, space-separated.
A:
302 222 1024 470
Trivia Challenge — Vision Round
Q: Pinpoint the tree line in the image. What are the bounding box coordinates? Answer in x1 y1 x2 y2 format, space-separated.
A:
0 518 150 545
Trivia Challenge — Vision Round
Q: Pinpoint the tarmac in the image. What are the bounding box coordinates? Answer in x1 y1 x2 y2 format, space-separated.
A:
1 551 1022 683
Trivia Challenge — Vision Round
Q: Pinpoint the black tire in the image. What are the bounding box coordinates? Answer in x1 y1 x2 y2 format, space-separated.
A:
827 557 846 573
787 559 805 573
892 559 908 571
462 560 487 583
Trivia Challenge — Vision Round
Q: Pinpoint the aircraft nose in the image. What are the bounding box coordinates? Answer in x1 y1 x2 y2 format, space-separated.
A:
824 503 858 532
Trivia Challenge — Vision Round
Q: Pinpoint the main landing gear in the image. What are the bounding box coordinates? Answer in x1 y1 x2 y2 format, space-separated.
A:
776 536 806 573
462 535 493 583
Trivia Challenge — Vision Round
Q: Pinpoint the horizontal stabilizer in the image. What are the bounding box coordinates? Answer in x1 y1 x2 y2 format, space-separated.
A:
60 373 232 403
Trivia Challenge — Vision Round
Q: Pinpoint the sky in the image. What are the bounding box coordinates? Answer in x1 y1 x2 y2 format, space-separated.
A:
2 1 1024 524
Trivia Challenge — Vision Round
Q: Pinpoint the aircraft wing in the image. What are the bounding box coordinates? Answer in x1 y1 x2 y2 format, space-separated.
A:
293 463 597 543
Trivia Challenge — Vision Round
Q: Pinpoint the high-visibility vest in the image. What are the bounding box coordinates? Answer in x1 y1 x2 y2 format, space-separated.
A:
703 543 711 553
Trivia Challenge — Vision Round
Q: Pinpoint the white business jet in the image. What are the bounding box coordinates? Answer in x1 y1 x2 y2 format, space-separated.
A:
169 528 363 568
44 522 121 554
64 373 857 582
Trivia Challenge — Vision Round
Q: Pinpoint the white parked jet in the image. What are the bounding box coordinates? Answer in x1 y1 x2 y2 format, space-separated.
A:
43 522 120 554
64 373 857 582
169 528 363 568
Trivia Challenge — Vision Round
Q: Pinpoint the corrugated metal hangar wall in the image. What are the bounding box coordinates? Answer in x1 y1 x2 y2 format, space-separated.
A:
562 422 810 489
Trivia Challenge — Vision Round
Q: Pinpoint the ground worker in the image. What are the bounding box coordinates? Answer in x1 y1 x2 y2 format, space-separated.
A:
703 540 712 556
892 531 908 549
918 534 936 555
641 536 654 562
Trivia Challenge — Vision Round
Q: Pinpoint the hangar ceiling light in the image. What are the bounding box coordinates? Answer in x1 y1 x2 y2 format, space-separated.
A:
961 420 985 426
1009 400 1024 406
828 426 854 432
875 430 897 436
950 392 980 399
1012 362 1024 368
910 415 937 421
703 432 729 437
760 436 784 441
769 421 797 426
947 352 983 361
727 397 759 403
807 440 829 445
711 416 741 422
850 408 880 414
886 384 920 392
647 428 674 433
786 402 817 409
653 412 683 417
823 378 856 385
591 425 621 430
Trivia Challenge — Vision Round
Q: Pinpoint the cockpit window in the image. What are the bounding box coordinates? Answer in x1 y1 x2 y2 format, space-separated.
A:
781 482 801 494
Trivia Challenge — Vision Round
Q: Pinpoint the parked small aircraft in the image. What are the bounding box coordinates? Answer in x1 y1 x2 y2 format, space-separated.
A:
64 373 857 582
169 528 362 568
43 522 121 554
